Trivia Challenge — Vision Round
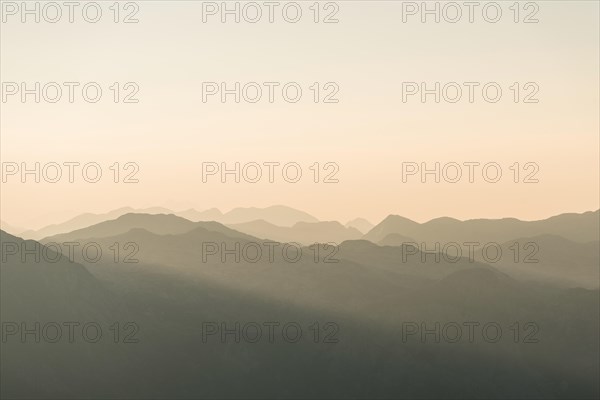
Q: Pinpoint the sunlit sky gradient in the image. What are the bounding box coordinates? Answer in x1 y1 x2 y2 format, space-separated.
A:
1 1 598 229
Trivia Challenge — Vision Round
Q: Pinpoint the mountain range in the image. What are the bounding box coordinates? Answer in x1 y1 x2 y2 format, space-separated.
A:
2 208 599 398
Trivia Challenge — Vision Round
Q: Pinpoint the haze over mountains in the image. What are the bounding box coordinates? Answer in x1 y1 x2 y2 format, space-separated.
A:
14 205 320 240
1 230 111 321
2 207 599 398
227 220 363 245
28 207 600 292
8 207 599 292
15 207 174 240
364 210 600 245
3 0 597 397
41 213 252 243
475 235 600 289
344 218 374 234
10 205 599 246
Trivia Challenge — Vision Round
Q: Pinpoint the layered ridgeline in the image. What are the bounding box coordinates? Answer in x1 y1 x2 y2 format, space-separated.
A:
12 204 372 244
16 207 597 249
364 210 599 245
474 235 600 289
362 210 600 289
226 220 363 245
2 210 599 398
16 207 174 240
15 205 320 240
37 210 600 291
344 218 374 234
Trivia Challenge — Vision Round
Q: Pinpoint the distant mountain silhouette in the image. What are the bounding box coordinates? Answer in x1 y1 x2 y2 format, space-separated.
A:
176 207 223 221
227 220 362 245
22 205 320 240
218 205 319 226
178 205 320 226
364 210 600 244
40 213 253 243
20 207 174 240
345 218 374 234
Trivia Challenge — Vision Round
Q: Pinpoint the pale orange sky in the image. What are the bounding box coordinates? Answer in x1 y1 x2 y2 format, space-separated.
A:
1 1 599 229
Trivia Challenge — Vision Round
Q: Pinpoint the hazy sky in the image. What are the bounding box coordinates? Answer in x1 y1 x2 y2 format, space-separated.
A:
1 1 599 229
